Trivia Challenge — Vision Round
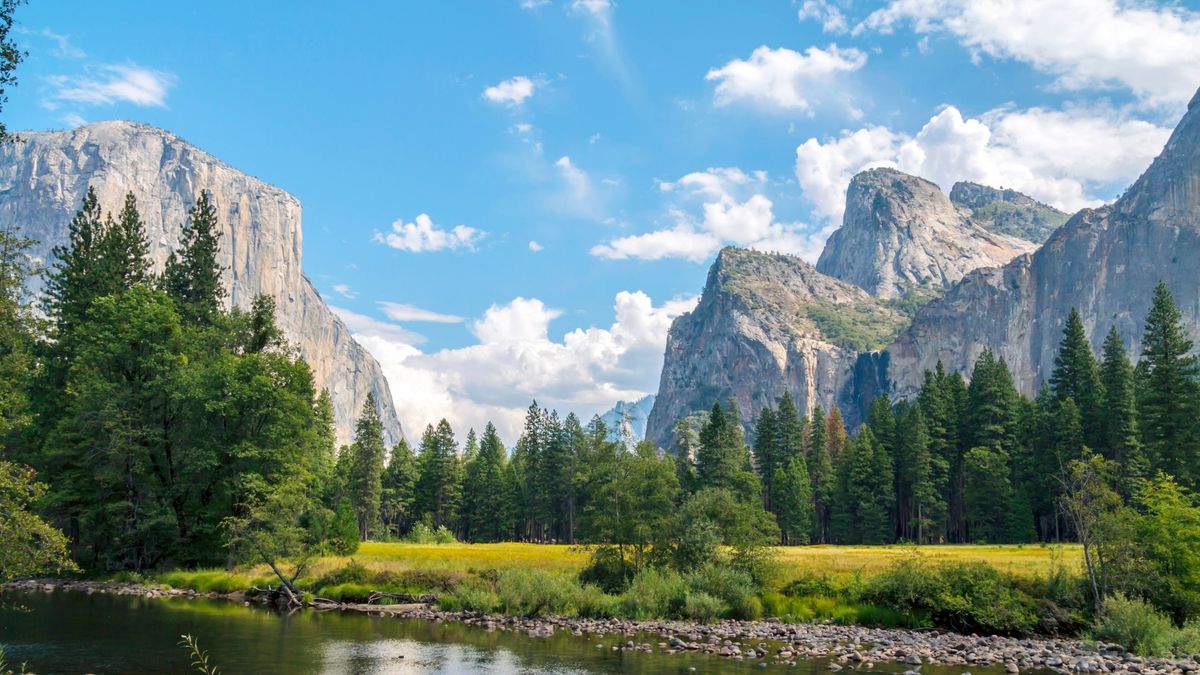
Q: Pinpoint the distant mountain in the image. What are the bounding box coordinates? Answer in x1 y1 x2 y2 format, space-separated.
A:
0 121 404 445
647 85 1200 448
598 395 656 446
645 248 907 447
950 181 1070 244
816 168 1036 300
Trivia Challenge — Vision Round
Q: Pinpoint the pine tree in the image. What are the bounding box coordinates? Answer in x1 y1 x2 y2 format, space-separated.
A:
967 349 1021 454
42 187 108 334
414 419 463 531
826 405 847 459
1049 308 1104 447
1137 282 1200 489
346 393 386 540
1098 326 1146 493
831 427 892 544
380 438 417 538
161 191 225 324
772 453 813 545
462 422 508 542
806 406 835 543
695 401 760 504
752 407 780 511
897 404 946 543
105 193 151 289
963 445 1016 543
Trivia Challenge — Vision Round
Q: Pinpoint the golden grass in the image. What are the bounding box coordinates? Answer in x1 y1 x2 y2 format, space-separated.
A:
285 541 1084 582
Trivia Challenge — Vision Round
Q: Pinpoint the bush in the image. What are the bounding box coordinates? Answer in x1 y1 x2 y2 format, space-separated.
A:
441 581 500 614
863 558 1038 635
578 545 633 594
314 582 376 603
405 521 457 544
494 569 576 617
683 592 725 623
314 559 374 587
1092 593 1176 656
686 564 756 615
572 583 621 618
621 567 686 619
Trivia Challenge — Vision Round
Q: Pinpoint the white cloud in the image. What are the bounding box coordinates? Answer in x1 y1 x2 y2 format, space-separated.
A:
330 305 426 345
528 240 544 252
569 0 633 92
483 75 537 107
798 0 850 34
706 44 866 112
519 0 550 8
795 104 1172 226
61 112 87 129
19 27 86 59
373 213 486 253
332 283 358 299
378 302 463 324
593 167 828 263
857 0 1200 108
510 122 533 134
46 63 175 107
555 155 591 200
349 291 698 441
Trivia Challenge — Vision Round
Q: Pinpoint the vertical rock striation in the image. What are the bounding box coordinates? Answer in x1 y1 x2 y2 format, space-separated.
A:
816 168 1036 299
0 120 403 445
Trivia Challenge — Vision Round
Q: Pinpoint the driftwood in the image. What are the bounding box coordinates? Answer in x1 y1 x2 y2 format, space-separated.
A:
367 591 438 605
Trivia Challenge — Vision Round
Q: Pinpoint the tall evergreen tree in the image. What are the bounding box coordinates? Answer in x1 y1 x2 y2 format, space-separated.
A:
1098 326 1146 493
161 191 225 324
414 419 462 530
380 438 417 538
1050 308 1104 447
752 407 780 510
346 393 386 540
695 401 760 504
1137 282 1200 488
462 423 508 542
806 406 835 543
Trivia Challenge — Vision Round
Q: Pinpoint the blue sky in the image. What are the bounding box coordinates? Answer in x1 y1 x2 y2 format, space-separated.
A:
7 0 1200 440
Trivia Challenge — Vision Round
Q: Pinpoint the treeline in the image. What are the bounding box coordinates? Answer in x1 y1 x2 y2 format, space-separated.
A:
1 190 358 573
749 287 1197 546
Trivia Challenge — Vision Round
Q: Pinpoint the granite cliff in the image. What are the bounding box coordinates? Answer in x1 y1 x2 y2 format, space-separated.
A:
885 86 1200 400
0 120 403 445
645 248 906 447
648 86 1200 446
816 168 1036 299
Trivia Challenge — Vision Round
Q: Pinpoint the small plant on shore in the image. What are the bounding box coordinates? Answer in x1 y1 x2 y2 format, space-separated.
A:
178 634 219 675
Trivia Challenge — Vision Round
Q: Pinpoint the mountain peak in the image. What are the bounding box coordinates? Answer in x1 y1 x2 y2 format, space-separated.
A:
949 181 1069 244
816 167 1036 299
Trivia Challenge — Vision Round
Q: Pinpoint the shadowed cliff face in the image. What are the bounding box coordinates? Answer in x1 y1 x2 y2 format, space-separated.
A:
885 86 1200 400
816 168 1036 300
0 120 402 446
645 248 906 447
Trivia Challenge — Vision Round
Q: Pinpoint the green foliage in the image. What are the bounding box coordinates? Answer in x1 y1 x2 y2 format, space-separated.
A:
440 580 501 613
178 633 220 675
494 568 577 617
682 591 724 623
0 461 77 579
1091 593 1182 657
863 557 1039 635
802 299 908 351
413 419 462 532
346 394 387 540
620 567 686 619
1137 282 1200 490
405 520 457 544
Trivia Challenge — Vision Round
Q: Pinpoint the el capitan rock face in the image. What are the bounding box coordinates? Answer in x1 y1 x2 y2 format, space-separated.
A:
816 168 1036 300
0 120 403 445
885 86 1200 400
645 248 906 447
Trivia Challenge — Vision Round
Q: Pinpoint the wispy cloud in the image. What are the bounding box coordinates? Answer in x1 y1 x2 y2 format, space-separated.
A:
378 301 464 324
18 27 86 59
332 283 358 299
528 240 544 252
330 305 427 345
373 213 487 253
46 63 176 108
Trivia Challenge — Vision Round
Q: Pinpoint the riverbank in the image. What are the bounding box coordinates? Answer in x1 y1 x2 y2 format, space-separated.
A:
6 578 1197 674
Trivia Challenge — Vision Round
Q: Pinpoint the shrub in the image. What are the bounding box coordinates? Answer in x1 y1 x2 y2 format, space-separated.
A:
1092 593 1176 657
683 592 725 623
687 564 756 614
572 583 621 618
621 567 686 619
495 569 575 617
405 521 457 544
578 545 633 594
314 582 376 603
863 558 1038 635
441 581 500 614
315 559 374 587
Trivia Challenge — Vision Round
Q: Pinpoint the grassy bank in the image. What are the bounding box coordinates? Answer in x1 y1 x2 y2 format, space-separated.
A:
140 543 1088 635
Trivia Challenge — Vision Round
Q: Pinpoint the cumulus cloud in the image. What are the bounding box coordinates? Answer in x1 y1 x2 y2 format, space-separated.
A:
46 63 175 107
348 291 698 441
373 213 486 253
706 44 866 112
856 0 1200 108
795 105 1172 226
592 167 828 263
379 302 463 324
528 240 544 252
483 75 538 107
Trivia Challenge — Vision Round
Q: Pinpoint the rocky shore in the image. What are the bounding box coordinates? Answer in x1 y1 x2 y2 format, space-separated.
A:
6 579 1199 674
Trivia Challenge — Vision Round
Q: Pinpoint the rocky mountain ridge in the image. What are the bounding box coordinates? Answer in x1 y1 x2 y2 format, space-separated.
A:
950 181 1069 244
815 168 1036 300
0 120 403 445
648 85 1200 446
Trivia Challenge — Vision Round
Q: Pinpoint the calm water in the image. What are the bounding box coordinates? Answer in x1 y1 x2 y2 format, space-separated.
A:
1 589 999 674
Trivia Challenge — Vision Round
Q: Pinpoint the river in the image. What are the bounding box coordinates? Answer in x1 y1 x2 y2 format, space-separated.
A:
1 589 1002 674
